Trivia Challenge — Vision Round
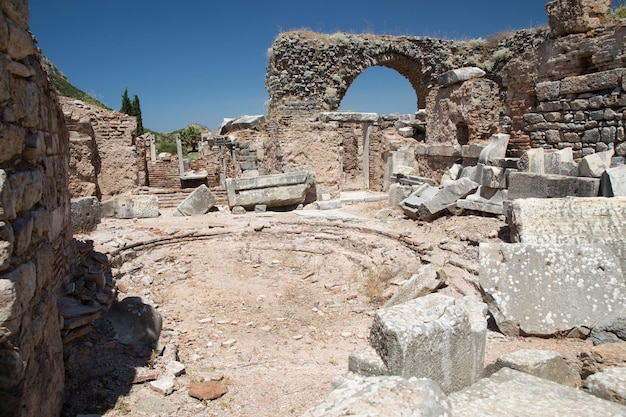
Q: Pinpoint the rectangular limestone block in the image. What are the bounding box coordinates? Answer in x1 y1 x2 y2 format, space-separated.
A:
507 172 599 199
479 242 626 337
506 196 626 274
369 294 486 394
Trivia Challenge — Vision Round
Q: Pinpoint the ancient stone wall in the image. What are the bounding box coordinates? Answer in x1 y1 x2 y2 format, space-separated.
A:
504 2 625 158
0 2 72 416
61 97 143 199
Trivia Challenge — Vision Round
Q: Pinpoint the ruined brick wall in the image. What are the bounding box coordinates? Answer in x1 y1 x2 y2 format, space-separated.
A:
504 1 625 158
425 78 501 145
0 2 72 416
61 97 142 199
264 29 547 188
148 159 182 189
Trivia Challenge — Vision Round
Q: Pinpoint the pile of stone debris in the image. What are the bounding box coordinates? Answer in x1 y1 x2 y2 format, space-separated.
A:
395 132 625 222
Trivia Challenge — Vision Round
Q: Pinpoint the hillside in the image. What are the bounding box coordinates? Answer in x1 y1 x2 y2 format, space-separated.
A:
41 55 111 110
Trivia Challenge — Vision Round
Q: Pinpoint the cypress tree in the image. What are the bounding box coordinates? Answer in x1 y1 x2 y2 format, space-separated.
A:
120 88 132 114
131 95 144 135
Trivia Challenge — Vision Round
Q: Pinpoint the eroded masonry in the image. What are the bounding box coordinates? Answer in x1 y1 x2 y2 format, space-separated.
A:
2 0 626 416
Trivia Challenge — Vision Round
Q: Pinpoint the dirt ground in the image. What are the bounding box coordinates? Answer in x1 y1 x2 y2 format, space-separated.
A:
62 198 592 416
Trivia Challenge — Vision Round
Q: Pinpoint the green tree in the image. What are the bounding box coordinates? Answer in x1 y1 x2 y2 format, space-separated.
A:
131 95 144 136
179 125 201 152
120 88 132 114
612 1 626 19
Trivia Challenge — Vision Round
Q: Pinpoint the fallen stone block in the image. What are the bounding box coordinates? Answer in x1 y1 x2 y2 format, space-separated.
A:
225 171 314 210
456 187 507 215
473 163 507 189
103 296 162 350
507 172 599 199
590 307 626 345
487 349 581 387
399 184 439 220
173 184 216 217
388 183 412 207
449 368 626 417
101 194 160 219
601 164 626 197
517 148 545 173
583 366 626 405
301 375 452 417
383 265 445 308
545 148 577 175
479 242 626 337
218 114 265 134
506 197 626 274
416 177 478 221
478 133 509 165
579 149 614 178
369 294 487 394
438 67 486 87
348 345 388 377
71 196 102 233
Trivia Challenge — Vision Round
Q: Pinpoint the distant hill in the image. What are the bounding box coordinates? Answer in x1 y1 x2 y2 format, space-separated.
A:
41 56 111 110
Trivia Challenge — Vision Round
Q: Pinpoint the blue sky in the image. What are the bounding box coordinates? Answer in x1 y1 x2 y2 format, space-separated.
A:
29 1 553 133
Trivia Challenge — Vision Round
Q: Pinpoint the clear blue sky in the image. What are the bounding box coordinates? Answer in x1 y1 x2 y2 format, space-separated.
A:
29 1 553 133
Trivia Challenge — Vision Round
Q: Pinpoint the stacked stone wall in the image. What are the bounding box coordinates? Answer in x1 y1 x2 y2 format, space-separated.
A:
61 97 142 199
511 20 626 159
0 2 72 416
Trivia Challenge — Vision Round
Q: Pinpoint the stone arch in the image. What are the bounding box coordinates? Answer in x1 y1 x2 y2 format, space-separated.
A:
265 31 471 116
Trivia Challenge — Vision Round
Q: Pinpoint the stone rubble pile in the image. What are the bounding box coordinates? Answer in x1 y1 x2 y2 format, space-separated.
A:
58 239 116 344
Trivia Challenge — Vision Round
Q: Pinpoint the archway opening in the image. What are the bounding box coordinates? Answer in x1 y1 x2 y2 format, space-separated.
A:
339 66 418 114
338 66 418 191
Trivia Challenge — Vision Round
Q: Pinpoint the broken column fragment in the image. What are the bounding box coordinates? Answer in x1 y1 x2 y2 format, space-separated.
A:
225 171 315 210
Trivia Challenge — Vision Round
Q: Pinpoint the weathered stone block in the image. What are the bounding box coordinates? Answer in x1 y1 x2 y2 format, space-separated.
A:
0 262 36 334
578 149 614 178
583 367 626 405
369 294 486 394
473 163 507 189
507 172 599 199
101 194 160 219
590 307 626 345
348 346 388 377
416 177 479 221
560 69 624 95
302 375 452 417
546 0 612 37
70 196 102 233
601 165 626 197
535 81 561 101
489 349 581 387
457 187 507 215
226 171 314 209
173 184 216 217
517 148 545 173
450 368 626 417
478 134 509 165
479 242 626 337
506 197 626 274
383 265 445 308
318 112 378 123
437 67 485 87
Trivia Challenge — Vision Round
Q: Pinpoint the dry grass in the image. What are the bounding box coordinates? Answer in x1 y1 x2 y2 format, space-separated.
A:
359 265 394 306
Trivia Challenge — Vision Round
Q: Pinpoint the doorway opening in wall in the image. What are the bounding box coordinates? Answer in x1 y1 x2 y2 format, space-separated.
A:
456 122 470 145
339 66 417 191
